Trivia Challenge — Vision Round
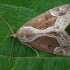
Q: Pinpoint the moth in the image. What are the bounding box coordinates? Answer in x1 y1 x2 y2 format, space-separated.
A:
11 4 70 56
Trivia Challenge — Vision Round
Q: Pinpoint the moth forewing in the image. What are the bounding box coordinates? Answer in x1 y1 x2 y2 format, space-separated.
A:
12 4 70 56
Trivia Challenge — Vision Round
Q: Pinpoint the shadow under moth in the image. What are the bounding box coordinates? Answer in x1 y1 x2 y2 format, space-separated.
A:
4 4 70 56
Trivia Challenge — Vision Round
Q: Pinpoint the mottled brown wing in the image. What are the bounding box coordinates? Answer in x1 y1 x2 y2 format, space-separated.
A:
23 10 59 53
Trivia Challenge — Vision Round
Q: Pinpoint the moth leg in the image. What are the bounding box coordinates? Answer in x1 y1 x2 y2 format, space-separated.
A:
54 45 70 55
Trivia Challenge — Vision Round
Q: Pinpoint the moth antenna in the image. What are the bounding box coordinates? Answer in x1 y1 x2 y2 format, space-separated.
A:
0 15 14 35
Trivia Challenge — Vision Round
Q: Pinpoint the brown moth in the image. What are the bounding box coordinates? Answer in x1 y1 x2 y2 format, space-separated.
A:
11 4 70 56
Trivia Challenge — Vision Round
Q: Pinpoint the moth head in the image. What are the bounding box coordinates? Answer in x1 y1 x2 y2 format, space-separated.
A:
14 26 37 42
